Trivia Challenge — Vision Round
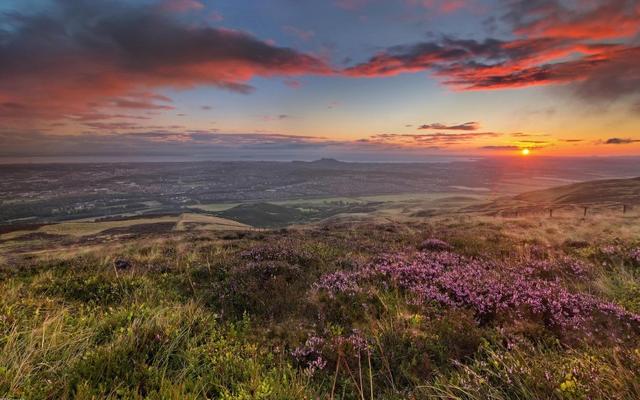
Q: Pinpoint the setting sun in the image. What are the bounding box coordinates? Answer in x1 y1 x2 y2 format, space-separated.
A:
521 148 530 156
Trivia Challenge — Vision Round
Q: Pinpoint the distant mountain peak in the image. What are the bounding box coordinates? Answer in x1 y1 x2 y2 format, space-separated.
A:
311 158 342 164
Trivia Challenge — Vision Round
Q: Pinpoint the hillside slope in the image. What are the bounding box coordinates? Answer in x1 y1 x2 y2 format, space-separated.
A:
1 214 639 399
513 176 640 205
466 176 640 215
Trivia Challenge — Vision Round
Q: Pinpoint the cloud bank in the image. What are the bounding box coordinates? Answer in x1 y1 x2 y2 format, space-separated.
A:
344 0 640 103
0 0 330 121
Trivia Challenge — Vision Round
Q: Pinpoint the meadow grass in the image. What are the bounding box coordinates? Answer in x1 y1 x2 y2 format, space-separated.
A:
1 216 639 399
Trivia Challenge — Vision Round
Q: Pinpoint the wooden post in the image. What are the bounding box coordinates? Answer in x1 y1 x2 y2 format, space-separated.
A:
583 207 588 217
549 208 553 218
623 204 627 214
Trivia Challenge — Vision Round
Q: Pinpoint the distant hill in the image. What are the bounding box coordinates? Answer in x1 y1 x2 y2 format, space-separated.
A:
513 177 640 205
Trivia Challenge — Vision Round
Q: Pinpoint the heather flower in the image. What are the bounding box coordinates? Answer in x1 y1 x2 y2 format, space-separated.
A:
314 250 640 332
314 270 361 298
305 357 327 375
629 248 640 264
292 330 370 374
600 245 619 256
292 336 327 375
336 330 370 352
528 244 548 259
557 256 589 276
521 259 555 278
519 256 588 279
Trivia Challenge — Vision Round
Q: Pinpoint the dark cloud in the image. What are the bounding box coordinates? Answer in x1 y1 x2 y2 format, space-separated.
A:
418 122 479 131
0 130 339 158
84 121 152 131
0 0 330 122
480 143 547 150
503 0 640 40
510 132 550 137
108 94 175 110
158 0 204 13
480 145 520 150
517 140 549 144
345 35 635 95
344 0 640 104
344 36 578 78
0 128 457 161
67 113 152 122
366 131 501 147
262 114 291 121
603 137 640 144
571 46 640 102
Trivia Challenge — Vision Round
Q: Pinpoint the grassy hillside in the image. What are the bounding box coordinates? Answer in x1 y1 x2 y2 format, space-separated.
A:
466 176 640 217
1 212 639 399
513 177 640 205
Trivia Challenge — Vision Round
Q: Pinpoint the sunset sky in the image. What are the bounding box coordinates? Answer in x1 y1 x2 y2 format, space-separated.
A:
1 0 639 161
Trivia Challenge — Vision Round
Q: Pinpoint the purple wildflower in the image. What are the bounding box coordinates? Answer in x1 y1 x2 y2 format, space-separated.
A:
600 245 619 256
292 336 327 374
558 256 589 276
336 330 370 352
314 250 640 332
292 330 371 374
629 248 640 264
314 270 361 298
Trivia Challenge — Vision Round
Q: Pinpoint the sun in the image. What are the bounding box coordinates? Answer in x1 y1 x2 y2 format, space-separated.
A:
521 148 530 156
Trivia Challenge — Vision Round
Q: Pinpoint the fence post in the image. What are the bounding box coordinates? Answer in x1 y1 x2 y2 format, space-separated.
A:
549 208 553 218
623 204 627 215
583 207 588 217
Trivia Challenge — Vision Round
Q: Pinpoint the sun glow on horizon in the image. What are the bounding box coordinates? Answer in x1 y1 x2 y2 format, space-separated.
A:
521 148 530 156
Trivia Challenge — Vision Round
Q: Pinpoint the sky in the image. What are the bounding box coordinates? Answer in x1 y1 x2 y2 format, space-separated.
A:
0 0 639 161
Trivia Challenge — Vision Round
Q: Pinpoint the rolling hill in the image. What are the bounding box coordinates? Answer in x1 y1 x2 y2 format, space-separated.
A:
513 176 640 205
466 176 640 215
